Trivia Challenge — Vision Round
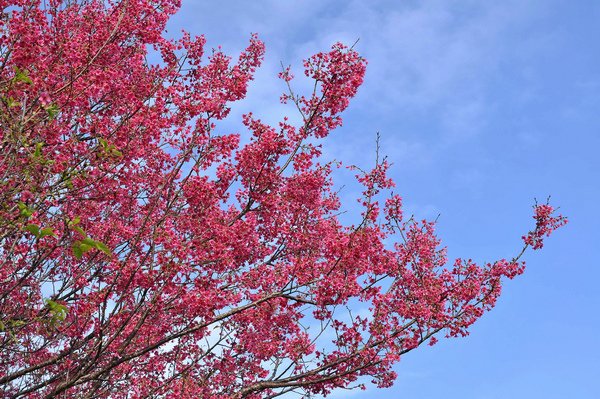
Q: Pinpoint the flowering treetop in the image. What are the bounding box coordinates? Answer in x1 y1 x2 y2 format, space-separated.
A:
0 0 566 398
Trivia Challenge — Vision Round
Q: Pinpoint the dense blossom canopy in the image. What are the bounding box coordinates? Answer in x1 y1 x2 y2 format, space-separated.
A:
0 0 566 397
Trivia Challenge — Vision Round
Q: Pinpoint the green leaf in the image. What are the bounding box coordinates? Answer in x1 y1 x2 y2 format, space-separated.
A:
65 178 74 190
68 216 81 226
80 237 111 256
73 226 86 237
17 202 33 218
45 300 68 322
34 142 44 158
5 97 19 107
94 241 111 256
72 243 83 259
79 243 93 253
40 227 57 238
10 320 25 328
46 104 59 120
111 148 123 158
13 66 32 85
25 224 40 237
81 237 96 246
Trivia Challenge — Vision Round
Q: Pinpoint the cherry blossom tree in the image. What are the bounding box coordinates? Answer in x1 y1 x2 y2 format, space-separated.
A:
0 0 567 397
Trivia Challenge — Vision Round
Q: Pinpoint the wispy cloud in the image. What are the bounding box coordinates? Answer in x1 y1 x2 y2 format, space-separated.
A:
171 0 554 205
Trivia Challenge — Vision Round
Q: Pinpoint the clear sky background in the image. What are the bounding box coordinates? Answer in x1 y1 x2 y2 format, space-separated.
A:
168 1 598 398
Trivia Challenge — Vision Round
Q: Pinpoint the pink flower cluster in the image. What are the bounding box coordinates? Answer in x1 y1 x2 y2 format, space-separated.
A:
523 203 568 250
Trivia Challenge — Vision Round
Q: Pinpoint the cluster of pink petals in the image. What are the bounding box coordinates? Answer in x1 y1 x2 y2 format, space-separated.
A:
523 203 568 250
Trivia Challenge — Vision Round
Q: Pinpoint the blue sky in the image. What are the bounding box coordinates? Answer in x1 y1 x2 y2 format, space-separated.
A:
168 1 599 398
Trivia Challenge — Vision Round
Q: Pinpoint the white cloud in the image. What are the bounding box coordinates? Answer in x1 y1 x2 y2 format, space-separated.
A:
171 0 551 207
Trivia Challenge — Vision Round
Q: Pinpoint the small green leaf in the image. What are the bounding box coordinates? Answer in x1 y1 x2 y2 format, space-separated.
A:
45 300 68 323
40 227 57 238
79 243 92 253
46 104 59 120
69 216 81 226
25 224 40 237
109 145 123 158
94 241 111 256
5 97 19 107
80 237 111 256
17 202 33 218
65 178 74 190
13 66 32 85
73 226 86 237
81 237 96 246
72 243 83 259
34 142 44 158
